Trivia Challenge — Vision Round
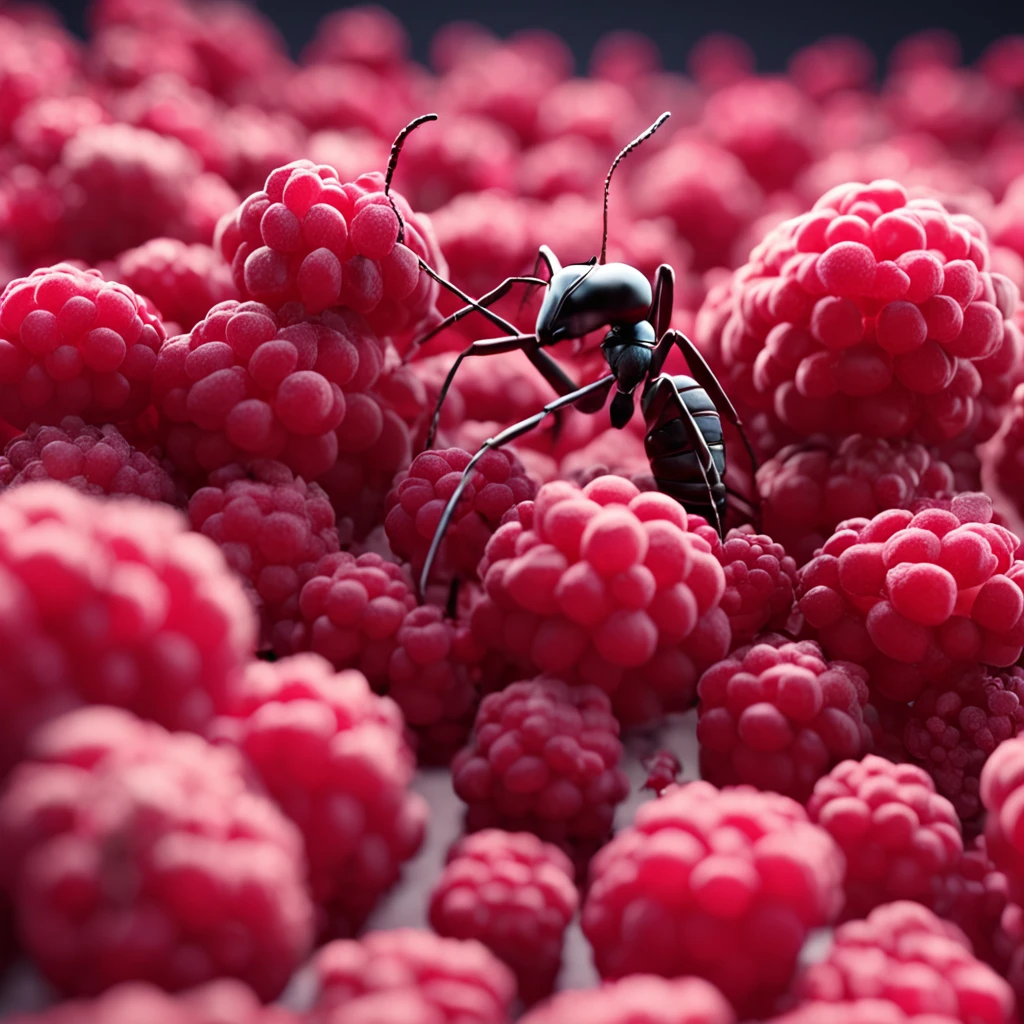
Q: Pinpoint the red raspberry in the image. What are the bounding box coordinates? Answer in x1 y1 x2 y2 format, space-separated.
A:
213 653 426 934
589 30 662 84
796 901 1015 1024
188 461 341 647
788 36 876 101
310 929 516 1024
219 106 309 198
698 638 871 800
698 179 1022 444
303 6 410 70
979 380 1024 539
758 436 956 566
0 417 175 502
88 22 207 92
0 264 166 430
10 96 110 170
470 477 731 725
769 1001 961 1023
687 33 755 91
582 781 844 1017
519 975 736 1024
518 136 606 202
889 29 962 71
428 829 578 1004
806 755 963 918
451 676 629 850
980 37 1024 96
797 498 1024 702
643 748 683 794
0 706 314 999
978 736 1024 904
281 63 395 138
534 78 640 152
0 163 67 270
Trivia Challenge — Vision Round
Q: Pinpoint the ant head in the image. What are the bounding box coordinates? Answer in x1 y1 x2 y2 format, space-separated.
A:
603 321 655 399
384 113 438 244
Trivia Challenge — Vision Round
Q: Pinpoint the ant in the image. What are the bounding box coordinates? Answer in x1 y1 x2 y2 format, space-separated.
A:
381 112 759 598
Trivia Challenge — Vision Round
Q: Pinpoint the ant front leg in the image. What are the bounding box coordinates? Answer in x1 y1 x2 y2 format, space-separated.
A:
649 264 675 340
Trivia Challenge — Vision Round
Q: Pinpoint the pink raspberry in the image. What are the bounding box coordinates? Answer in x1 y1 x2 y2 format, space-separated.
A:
643 748 683 794
218 106 309 198
517 136 606 202
797 498 1024 702
0 264 167 430
428 829 578 1004
10 96 110 170
697 179 1022 444
519 975 736 1024
0 417 175 502
534 78 640 152
698 638 871 800
213 653 426 934
978 736 1024 904
310 929 516 1024
788 36 876 101
758 436 956 566
0 163 67 270
979 380 1024 538
581 781 845 1017
980 37 1024 96
470 477 731 725
796 901 1015 1024
451 676 629 850
0 706 314 999
769 1001 961 1024
110 238 239 330
303 6 410 70
687 33 755 91
188 461 341 647
806 755 963 918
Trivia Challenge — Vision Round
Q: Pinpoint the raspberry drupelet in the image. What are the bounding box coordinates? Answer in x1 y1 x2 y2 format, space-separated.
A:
581 781 845 1018
806 755 963 918
697 638 871 801
0 706 314 999
643 748 683 794
212 654 426 934
0 264 167 430
470 477 731 726
428 829 578 1004
797 496 1024 702
768 1001 961 1024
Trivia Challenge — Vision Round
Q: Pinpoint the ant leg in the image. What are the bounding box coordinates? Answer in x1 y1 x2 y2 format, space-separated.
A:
516 244 563 318
649 264 675 340
417 259 524 338
420 373 617 596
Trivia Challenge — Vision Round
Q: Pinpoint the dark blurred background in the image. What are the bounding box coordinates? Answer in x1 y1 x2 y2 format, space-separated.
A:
41 0 1024 71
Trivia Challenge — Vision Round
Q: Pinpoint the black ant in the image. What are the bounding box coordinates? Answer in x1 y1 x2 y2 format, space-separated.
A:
382 112 759 598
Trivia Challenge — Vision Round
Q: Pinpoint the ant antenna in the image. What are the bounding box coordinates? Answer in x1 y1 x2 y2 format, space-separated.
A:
384 113 438 244
600 111 671 264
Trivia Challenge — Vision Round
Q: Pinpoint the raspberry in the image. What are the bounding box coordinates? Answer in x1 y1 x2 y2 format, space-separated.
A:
797 499 1024 702
0 163 66 270
310 929 516 1024
189 461 341 647
589 30 662 84
758 436 956 566
769 1002 961 1024
796 901 1015 1024
518 136 606 202
0 706 314 998
977 736 1024 903
110 238 239 331
470 477 731 725
428 829 578 1004
979 380 1024 539
534 78 640 152
0 264 166 430
904 665 1024 826
451 676 629 850
806 755 963 917
643 748 682 794
698 179 1022 444
519 975 736 1024
219 106 309 197
582 781 844 1017
687 33 755 91
10 96 110 170
698 638 871 800
981 37 1024 96
303 6 410 70
0 417 175 502
788 36 876 101
213 653 426 934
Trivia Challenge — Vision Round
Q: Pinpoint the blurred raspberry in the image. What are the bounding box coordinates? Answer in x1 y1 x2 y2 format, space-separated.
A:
305 129 390 185
698 638 871 800
310 929 516 1024
451 676 629 851
758 436 956 566
0 163 67 269
797 498 1024 702
428 829 577 1004
303 6 410 70
87 22 207 92
889 30 961 71
582 781 844 1017
534 78 639 152
643 748 682 794
518 136 607 201
470 477 731 724
188 461 341 647
0 417 175 502
687 34 755 92
589 30 662 85
788 36 876 101
10 96 110 170
796 901 1015 1024
978 736 1024 904
0 263 166 430
806 755 963 917
980 37 1024 96
0 706 314 998
219 106 308 197
769 1001 961 1024
282 63 394 138
980 380 1024 538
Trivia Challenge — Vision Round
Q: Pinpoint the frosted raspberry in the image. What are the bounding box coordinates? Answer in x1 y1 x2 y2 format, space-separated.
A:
582 781 844 1017
769 1001 961 1023
788 36 876 101
758 436 956 566
806 755 963 917
219 106 309 197
643 748 682 794
213 654 426 934
470 477 731 724
698 638 871 800
0 417 175 502
310 929 515 1024
451 676 629 850
189 461 341 647
0 706 314 998
797 498 1024 702
88 22 207 92
797 901 1015 1024
519 975 736 1024
698 179 1022 444
428 829 577 1004
10 96 110 170
0 264 166 429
